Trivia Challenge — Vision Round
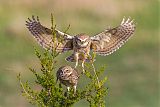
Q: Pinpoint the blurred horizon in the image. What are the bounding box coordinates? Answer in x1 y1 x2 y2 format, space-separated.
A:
0 0 159 107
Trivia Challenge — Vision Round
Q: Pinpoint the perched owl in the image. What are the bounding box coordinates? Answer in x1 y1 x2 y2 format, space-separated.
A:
26 16 136 70
56 66 79 93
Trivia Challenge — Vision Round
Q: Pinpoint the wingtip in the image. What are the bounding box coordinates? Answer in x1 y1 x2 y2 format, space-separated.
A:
25 20 29 24
26 15 40 22
121 16 136 26
25 23 29 26
32 15 35 20
28 17 32 21
37 16 39 21
126 18 130 23
121 17 125 24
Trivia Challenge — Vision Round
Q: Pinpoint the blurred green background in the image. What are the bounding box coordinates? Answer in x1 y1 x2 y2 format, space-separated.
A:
0 0 159 107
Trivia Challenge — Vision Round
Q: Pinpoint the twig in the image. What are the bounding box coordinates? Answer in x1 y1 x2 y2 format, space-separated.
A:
91 62 100 88
18 74 34 100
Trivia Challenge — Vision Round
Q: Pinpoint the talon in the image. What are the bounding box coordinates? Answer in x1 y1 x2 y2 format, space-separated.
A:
82 62 85 73
67 87 70 92
73 85 77 94
82 69 85 73
75 62 78 68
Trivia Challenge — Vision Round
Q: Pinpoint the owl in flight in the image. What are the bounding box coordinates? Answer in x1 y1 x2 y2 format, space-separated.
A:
26 16 136 69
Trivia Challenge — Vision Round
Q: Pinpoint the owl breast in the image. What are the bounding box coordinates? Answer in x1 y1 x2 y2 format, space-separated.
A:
74 45 90 55
73 40 91 54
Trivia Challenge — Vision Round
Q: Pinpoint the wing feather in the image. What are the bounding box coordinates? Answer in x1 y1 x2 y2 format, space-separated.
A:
91 17 136 56
26 15 73 52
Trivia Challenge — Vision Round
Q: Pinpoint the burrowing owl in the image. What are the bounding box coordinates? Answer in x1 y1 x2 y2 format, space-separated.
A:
26 16 136 69
56 66 79 93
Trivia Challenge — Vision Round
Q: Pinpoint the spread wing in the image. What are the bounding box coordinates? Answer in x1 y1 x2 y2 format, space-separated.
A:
26 16 74 52
91 18 136 56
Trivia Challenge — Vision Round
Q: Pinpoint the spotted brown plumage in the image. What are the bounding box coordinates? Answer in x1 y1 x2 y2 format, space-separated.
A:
90 18 136 55
56 66 79 93
26 16 136 70
26 16 73 52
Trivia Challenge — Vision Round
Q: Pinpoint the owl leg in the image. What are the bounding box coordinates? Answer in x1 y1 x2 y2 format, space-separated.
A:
82 53 88 73
74 53 79 68
75 61 78 68
67 87 70 92
82 61 85 73
73 85 77 94
64 87 70 97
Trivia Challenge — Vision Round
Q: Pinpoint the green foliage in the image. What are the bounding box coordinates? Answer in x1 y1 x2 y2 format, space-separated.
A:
17 49 108 107
17 14 108 107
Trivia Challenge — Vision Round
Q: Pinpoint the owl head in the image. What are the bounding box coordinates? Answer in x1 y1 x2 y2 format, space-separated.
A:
57 66 73 80
75 33 91 47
